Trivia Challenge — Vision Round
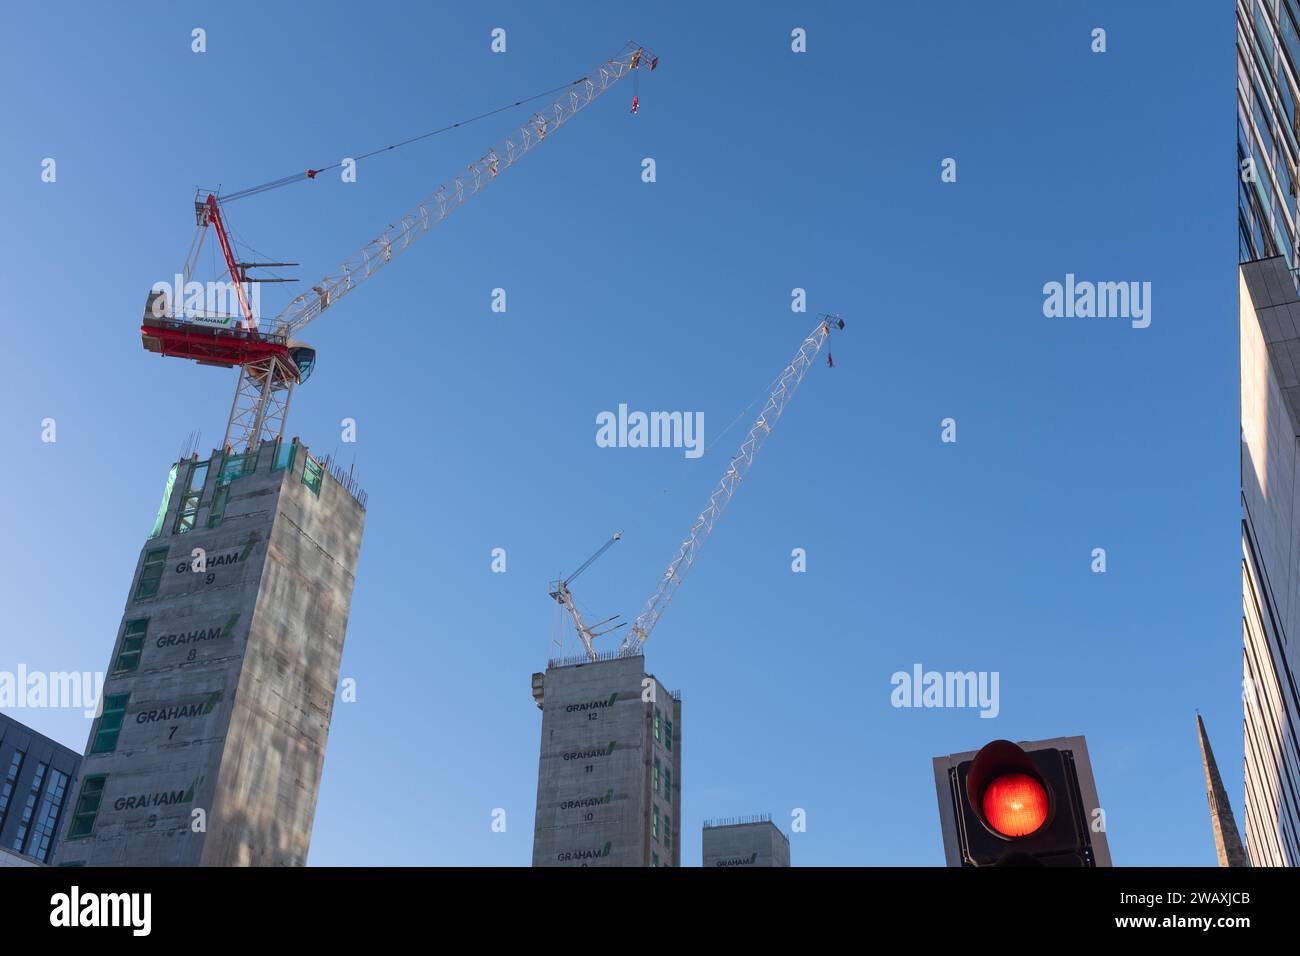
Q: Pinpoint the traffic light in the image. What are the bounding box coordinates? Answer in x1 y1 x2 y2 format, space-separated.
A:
932 736 1111 867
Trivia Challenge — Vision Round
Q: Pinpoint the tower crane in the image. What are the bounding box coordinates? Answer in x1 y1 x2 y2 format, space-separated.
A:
549 315 845 669
549 531 625 661
139 43 657 452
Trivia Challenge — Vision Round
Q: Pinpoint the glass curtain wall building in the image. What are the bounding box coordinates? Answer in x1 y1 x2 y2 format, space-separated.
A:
1238 0 1300 867
1239 0 1300 263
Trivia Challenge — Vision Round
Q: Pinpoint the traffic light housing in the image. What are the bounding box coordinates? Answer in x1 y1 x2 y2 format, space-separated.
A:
933 736 1110 867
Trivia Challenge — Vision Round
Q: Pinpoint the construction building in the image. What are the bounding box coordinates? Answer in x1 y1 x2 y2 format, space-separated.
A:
0 713 82 866
531 653 681 867
702 816 791 867
52 438 364 866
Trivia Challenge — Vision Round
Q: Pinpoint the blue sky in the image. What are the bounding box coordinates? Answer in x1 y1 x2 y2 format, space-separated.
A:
0 1 1238 865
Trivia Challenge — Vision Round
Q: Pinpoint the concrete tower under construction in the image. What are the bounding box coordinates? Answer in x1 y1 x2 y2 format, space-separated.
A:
53 437 364 866
532 653 681 866
702 817 791 867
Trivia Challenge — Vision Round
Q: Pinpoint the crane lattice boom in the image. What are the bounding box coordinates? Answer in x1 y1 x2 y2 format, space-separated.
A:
618 316 844 655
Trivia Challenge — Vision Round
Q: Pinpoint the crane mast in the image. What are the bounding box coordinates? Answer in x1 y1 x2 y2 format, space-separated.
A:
618 315 844 655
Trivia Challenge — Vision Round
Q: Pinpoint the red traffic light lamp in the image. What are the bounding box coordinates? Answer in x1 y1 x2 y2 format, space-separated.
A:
933 736 1111 867
983 772 1049 837
966 739 1053 840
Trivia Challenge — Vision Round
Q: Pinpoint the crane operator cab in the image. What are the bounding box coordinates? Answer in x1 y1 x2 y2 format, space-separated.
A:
288 343 316 384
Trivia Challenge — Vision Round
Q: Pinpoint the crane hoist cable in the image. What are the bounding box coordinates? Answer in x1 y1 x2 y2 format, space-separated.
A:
216 78 593 206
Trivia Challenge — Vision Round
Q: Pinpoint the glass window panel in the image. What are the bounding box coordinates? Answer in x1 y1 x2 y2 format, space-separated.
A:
11 763 48 850
26 768 68 862
149 465 178 539
68 775 107 840
207 484 230 527
114 619 148 673
0 750 25 827
302 458 323 496
90 695 130 754
135 549 168 600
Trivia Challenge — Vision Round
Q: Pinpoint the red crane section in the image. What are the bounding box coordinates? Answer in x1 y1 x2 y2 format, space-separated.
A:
203 194 255 330
139 311 291 370
140 194 288 368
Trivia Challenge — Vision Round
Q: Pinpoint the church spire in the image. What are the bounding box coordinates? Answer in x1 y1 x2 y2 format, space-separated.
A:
1196 713 1249 867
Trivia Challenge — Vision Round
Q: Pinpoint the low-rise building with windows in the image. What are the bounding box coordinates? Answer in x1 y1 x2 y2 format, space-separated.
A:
0 713 81 865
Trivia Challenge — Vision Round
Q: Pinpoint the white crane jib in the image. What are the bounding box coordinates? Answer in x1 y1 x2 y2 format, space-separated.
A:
617 315 845 656
551 316 844 664
271 44 656 344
